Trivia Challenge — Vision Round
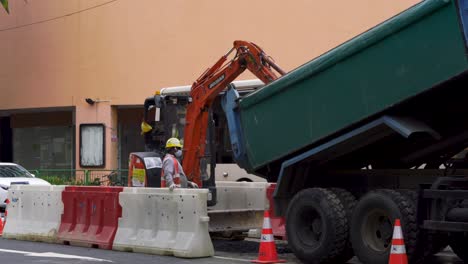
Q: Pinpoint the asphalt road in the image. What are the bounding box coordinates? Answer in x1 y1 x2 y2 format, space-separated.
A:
0 237 463 264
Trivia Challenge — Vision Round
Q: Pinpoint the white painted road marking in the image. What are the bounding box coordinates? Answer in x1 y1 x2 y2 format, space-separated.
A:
213 255 251 262
0 248 113 262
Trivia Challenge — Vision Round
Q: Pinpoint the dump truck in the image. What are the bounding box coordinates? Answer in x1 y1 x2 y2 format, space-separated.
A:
219 0 468 263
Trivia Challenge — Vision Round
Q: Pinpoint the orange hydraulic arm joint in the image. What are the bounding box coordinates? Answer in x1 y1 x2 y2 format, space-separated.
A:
182 40 286 187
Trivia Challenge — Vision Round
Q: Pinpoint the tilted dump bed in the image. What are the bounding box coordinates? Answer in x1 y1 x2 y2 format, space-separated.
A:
232 0 468 177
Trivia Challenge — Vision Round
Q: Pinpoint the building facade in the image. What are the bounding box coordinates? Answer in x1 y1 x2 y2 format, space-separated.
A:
0 0 420 172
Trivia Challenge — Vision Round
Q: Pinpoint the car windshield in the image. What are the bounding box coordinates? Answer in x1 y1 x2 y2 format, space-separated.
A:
0 165 33 178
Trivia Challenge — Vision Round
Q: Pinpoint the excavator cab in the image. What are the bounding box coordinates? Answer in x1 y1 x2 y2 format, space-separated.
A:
128 93 217 201
142 94 189 152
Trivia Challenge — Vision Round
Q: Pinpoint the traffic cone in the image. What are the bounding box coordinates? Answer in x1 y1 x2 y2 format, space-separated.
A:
252 210 286 263
388 219 408 264
1 198 9 237
4 198 8 220
0 216 3 237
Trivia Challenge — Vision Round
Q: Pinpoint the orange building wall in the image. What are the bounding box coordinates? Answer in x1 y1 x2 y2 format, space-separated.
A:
0 0 421 169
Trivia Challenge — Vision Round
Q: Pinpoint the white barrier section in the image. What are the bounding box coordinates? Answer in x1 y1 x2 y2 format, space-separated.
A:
210 181 269 211
113 187 214 258
208 181 269 232
3 185 65 242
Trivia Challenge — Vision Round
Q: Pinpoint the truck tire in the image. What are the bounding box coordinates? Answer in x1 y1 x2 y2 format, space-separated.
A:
285 188 348 264
449 233 468 262
330 188 357 262
399 190 448 261
350 189 419 264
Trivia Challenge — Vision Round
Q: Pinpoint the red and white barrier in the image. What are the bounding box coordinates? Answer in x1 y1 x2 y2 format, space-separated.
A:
57 186 123 249
2 185 214 259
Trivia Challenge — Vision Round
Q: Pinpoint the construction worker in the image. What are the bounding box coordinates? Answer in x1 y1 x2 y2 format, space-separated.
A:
161 138 198 190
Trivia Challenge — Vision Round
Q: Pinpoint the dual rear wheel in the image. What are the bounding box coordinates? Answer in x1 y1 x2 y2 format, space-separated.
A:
286 188 441 264
349 190 420 264
285 188 354 264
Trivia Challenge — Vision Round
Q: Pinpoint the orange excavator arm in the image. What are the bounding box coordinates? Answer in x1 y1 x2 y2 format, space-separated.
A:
182 40 286 186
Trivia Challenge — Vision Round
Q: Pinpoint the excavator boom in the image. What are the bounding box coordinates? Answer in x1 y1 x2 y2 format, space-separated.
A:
182 40 285 186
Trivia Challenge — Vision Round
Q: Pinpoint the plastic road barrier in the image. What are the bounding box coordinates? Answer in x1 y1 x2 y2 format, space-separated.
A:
57 186 123 249
113 187 214 258
2 185 65 242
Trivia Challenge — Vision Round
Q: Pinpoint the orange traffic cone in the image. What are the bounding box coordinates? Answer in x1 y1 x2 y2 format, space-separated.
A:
0 217 3 237
388 219 408 264
1 198 9 237
252 210 286 263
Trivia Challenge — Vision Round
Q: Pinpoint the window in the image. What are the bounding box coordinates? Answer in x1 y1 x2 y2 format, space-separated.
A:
80 124 105 167
13 126 73 169
0 164 33 178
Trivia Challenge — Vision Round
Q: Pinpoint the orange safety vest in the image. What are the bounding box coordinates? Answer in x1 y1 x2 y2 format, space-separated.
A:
161 155 181 187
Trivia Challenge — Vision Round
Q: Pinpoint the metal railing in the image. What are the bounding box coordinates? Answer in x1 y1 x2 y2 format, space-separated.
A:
28 169 128 186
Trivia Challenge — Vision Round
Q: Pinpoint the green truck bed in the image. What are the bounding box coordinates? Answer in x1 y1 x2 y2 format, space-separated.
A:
237 0 468 173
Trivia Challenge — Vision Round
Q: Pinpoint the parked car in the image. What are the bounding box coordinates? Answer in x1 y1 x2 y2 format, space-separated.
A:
0 162 51 212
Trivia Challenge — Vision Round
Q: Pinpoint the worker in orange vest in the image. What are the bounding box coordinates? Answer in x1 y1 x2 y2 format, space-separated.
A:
161 138 198 190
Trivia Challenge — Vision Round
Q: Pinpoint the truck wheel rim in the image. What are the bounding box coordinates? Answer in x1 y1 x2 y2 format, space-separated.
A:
297 206 322 248
362 209 393 252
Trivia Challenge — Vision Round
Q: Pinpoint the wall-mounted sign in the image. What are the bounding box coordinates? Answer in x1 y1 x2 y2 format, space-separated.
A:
80 124 105 167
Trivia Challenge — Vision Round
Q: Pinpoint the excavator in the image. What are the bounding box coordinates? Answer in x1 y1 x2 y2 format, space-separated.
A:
182 40 285 187
128 40 287 237
129 40 285 206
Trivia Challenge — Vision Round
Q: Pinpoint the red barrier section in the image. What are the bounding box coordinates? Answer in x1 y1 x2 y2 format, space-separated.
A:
267 183 287 240
58 186 123 249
